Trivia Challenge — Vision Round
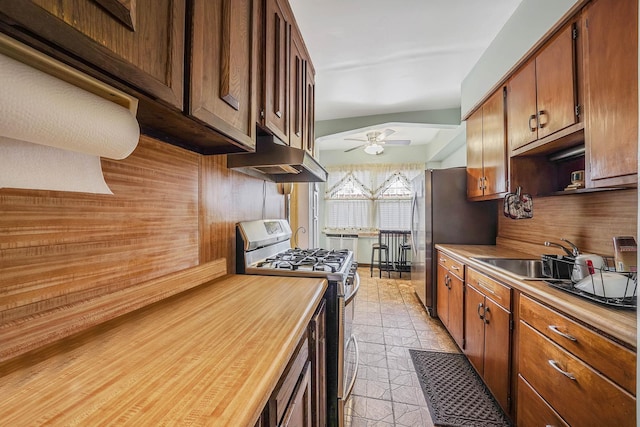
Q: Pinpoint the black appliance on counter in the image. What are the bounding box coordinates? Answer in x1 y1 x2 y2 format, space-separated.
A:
236 219 359 427
410 167 498 317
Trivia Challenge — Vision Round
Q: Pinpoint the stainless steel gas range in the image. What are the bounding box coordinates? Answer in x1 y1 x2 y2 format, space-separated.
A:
236 219 360 427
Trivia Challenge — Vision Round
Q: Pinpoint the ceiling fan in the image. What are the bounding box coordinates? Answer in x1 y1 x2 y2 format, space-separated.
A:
343 129 411 154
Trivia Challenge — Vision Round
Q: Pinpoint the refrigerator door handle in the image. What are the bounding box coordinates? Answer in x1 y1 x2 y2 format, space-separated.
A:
410 192 418 257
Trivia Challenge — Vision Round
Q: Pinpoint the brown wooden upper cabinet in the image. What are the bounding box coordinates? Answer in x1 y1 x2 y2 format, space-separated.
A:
0 0 185 109
289 28 306 150
264 0 291 144
466 88 508 200
583 0 638 187
188 0 259 150
263 0 316 150
305 61 316 156
507 22 579 153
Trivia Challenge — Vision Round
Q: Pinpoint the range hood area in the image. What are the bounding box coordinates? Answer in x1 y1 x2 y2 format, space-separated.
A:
227 135 328 182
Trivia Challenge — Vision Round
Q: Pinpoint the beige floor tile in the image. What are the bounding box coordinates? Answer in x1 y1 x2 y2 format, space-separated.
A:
393 403 434 427
347 396 395 425
349 268 460 426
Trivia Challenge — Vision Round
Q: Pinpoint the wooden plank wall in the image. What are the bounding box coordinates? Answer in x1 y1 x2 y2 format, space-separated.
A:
0 135 284 324
199 155 285 273
497 188 637 257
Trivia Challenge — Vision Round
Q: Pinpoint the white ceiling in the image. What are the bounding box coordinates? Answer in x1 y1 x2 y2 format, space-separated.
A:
316 122 460 152
288 0 524 152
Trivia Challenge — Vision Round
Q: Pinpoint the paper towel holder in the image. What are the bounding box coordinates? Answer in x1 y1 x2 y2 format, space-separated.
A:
0 33 138 116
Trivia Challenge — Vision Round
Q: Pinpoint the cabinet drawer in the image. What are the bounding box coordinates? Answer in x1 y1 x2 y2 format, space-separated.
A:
517 375 569 427
275 336 309 424
519 295 636 394
437 252 464 279
519 322 636 427
466 268 511 310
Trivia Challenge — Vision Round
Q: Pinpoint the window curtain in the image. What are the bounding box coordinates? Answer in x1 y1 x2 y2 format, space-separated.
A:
324 163 422 233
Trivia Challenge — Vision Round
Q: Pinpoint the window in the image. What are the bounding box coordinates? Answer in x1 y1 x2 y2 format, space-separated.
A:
324 163 421 233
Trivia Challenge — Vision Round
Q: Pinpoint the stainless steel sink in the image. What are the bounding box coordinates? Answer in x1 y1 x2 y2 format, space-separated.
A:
471 257 547 280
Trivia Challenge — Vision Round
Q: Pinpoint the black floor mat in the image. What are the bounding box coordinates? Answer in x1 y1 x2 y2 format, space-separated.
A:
409 349 511 427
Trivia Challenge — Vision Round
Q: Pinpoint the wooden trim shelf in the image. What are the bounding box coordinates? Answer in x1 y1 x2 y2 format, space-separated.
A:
543 186 636 197
511 123 584 157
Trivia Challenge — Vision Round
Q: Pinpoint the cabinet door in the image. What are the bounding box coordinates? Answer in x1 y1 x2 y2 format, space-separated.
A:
436 264 450 329
281 362 312 427
0 0 185 108
482 296 511 413
535 24 577 140
482 88 507 196
447 273 464 349
466 107 484 199
507 59 537 151
464 284 485 375
583 0 638 186
309 301 326 427
264 0 291 143
304 63 316 156
517 375 569 427
189 0 258 149
289 29 305 149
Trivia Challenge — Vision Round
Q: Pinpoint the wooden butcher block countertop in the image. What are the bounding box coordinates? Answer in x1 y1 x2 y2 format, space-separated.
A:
0 274 327 426
437 244 636 349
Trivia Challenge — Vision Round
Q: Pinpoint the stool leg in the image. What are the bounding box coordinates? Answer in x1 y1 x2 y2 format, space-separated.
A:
384 247 390 278
370 247 375 277
378 248 382 278
387 248 391 278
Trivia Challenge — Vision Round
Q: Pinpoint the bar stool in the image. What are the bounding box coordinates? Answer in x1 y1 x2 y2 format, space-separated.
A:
370 235 390 278
397 242 411 278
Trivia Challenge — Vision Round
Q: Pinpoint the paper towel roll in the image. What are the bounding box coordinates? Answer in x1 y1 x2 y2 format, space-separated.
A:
0 52 139 160
0 136 113 194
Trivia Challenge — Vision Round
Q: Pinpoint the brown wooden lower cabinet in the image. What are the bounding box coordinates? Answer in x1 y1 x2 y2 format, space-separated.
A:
309 300 326 427
281 362 312 427
262 299 325 427
464 269 512 413
517 375 569 427
436 251 464 348
518 295 636 427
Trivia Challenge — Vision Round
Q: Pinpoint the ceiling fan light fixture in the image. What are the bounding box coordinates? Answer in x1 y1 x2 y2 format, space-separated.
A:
364 143 384 155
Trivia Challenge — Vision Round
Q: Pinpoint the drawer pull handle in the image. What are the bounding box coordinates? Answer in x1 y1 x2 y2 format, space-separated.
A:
548 359 576 380
477 281 496 295
450 265 460 271
439 258 446 263
548 325 577 342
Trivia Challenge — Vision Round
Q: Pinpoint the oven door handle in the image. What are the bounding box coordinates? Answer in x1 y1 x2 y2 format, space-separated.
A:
344 334 360 402
345 271 360 305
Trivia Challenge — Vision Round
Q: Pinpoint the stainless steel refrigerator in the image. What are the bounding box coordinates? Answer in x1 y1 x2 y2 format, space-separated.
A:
410 167 497 317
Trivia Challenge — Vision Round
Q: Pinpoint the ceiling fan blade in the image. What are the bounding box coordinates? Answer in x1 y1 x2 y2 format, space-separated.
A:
384 139 411 145
377 129 396 140
344 138 367 142
344 143 366 153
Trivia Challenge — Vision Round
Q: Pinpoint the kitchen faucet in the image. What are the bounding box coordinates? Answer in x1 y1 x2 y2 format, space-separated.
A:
543 240 576 257
560 238 580 257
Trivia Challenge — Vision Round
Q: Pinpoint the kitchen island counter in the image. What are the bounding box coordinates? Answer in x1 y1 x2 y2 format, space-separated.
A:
436 244 636 349
0 274 327 426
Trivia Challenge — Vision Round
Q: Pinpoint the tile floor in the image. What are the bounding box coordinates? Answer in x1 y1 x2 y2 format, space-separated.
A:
344 267 460 427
